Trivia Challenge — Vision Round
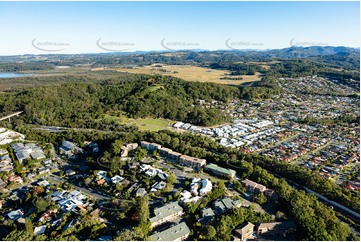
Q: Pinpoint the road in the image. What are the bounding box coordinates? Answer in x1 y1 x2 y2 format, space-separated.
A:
0 111 23 121
31 125 112 134
48 174 110 200
226 161 360 223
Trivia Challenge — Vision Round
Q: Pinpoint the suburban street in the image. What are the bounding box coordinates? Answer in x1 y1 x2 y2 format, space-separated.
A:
48 173 110 200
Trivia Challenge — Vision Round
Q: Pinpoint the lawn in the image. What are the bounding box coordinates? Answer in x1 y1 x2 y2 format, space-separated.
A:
131 118 173 131
109 65 261 85
104 113 173 131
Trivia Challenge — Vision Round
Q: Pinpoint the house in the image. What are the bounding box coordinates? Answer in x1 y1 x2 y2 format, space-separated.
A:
256 221 296 238
8 176 23 184
145 168 159 177
180 190 192 201
128 162 139 169
150 222 190 241
0 149 8 156
199 207 215 225
205 163 236 179
7 209 24 220
42 159 52 165
150 202 183 228
65 169 76 176
97 170 107 179
84 141 99 153
38 167 50 174
190 178 200 196
121 146 129 157
126 143 138 150
120 179 131 187
96 235 112 241
136 188 147 197
0 154 11 162
31 150 46 160
15 150 30 164
256 221 291 239
264 189 279 202
34 225 47 235
60 140 83 159
158 172 169 180
37 180 50 187
152 181 167 190
26 173 36 179
213 200 226 215
199 179 212 196
0 178 7 188
241 179 267 194
39 209 58 222
234 222 255 241
128 183 139 194
221 197 235 210
111 175 124 184
97 178 106 186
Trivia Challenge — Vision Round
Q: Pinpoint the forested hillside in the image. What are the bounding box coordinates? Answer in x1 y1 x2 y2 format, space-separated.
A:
0 74 241 127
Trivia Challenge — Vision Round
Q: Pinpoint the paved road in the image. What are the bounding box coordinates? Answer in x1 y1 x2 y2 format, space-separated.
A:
0 111 23 121
226 161 360 222
31 125 112 134
48 174 109 200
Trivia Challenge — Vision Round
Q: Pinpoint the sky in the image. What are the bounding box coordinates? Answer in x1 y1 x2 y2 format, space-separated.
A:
0 1 359 55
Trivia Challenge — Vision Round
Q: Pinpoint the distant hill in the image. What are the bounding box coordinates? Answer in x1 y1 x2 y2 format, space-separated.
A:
264 46 359 59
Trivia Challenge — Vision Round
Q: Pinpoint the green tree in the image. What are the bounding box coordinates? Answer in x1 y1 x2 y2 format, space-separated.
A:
254 193 267 205
133 147 147 161
166 173 177 186
25 218 33 234
205 225 217 240
34 197 49 213
111 140 124 155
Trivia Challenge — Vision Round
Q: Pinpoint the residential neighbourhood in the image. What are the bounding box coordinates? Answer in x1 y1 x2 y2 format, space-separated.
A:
173 76 360 193
0 128 300 241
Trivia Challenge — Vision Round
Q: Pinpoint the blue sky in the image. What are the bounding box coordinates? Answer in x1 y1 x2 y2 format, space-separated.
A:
0 1 359 55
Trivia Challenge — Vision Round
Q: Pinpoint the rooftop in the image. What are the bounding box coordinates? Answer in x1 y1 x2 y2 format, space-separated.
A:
150 222 190 241
150 202 183 224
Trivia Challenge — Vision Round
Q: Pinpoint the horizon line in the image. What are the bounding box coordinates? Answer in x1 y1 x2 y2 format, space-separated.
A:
0 45 360 57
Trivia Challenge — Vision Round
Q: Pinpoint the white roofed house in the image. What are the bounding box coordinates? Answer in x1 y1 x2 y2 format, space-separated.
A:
136 188 147 197
34 225 47 235
111 175 124 184
199 179 212 196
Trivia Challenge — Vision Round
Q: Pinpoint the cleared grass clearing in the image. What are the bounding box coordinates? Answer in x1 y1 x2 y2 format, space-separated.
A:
132 118 173 131
104 114 173 131
110 65 261 85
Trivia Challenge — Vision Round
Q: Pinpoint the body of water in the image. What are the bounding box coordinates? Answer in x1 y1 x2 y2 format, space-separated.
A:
0 72 32 78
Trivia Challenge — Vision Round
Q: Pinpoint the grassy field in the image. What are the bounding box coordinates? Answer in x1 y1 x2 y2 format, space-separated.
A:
107 65 261 85
104 114 173 131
